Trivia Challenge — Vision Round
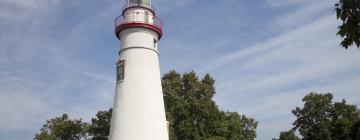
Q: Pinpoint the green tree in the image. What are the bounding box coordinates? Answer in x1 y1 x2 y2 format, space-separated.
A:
273 130 299 140
335 0 360 49
88 109 112 140
224 112 257 140
163 71 217 140
34 114 89 140
162 70 257 140
292 92 360 140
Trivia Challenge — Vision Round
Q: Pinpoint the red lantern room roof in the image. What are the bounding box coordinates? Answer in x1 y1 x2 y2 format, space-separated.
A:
115 2 163 39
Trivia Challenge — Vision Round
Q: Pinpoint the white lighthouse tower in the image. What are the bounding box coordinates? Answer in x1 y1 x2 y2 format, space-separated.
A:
109 0 168 140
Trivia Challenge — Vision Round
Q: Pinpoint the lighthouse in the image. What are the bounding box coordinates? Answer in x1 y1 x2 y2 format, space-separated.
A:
109 0 168 140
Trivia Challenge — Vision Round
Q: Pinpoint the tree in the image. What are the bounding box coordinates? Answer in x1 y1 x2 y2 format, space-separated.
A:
224 112 257 140
88 109 112 140
335 0 360 49
162 71 220 140
162 70 257 140
273 130 299 140
292 92 360 140
34 114 89 140
292 93 333 140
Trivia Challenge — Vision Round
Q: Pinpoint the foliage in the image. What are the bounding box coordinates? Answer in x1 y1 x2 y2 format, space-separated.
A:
162 70 257 140
34 114 89 140
273 130 299 140
335 0 360 49
291 92 360 140
350 119 360 139
88 109 112 140
207 136 226 140
223 112 257 140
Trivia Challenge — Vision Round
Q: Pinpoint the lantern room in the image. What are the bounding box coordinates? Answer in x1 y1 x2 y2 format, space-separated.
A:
115 0 163 39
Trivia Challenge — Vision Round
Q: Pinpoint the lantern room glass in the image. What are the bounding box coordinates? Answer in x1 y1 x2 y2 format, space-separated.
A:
128 0 151 5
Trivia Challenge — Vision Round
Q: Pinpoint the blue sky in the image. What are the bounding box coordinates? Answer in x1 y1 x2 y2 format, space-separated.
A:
0 0 359 139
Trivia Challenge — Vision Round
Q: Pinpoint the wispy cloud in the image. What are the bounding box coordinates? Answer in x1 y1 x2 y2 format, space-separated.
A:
0 86 49 131
269 0 334 31
0 0 119 139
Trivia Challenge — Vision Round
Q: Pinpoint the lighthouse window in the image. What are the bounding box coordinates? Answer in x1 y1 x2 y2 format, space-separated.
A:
116 60 125 82
129 0 137 4
143 0 150 4
154 39 157 48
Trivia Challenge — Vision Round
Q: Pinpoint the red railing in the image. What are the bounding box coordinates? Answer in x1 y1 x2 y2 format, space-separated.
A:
115 12 163 38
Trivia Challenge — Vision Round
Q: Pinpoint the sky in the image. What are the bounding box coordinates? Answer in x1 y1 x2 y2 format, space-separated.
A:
0 0 359 139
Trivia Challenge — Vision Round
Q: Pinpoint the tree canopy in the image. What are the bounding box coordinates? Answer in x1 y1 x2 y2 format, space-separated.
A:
335 0 360 49
162 71 257 140
273 92 360 140
34 114 89 140
88 109 112 140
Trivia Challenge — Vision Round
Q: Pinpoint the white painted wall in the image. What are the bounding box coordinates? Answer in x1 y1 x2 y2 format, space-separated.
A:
109 15 168 140
120 28 158 52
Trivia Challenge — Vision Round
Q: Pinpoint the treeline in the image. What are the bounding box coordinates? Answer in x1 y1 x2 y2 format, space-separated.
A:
34 71 258 140
34 71 360 140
